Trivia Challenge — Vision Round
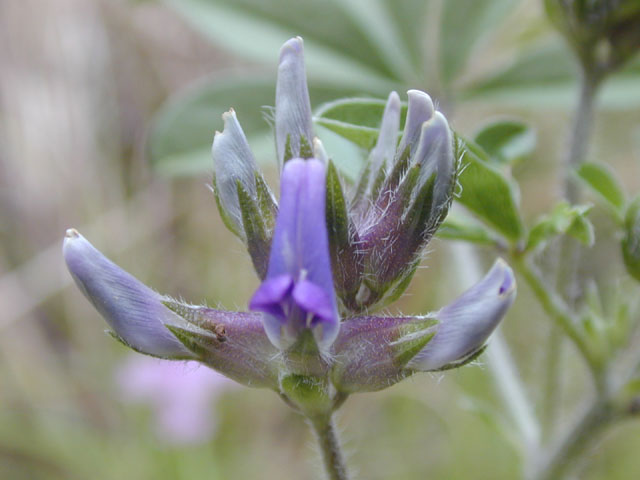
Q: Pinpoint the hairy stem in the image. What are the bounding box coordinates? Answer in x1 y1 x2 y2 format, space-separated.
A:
533 400 615 480
311 415 349 480
563 71 599 203
514 257 600 376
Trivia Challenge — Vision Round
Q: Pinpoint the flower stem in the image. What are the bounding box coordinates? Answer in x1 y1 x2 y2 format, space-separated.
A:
311 415 349 480
563 71 599 203
532 400 615 480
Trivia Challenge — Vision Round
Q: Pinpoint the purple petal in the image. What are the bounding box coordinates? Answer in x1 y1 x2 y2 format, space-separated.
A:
275 37 314 166
408 259 516 371
63 229 193 358
252 158 339 350
397 90 434 157
212 109 260 237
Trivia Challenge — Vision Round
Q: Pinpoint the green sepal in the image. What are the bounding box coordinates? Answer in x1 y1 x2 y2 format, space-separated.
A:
254 172 277 231
326 161 362 301
166 325 223 358
426 344 488 372
298 134 313 159
622 196 640 282
212 174 243 239
391 317 437 366
162 299 227 341
280 373 333 417
237 181 272 279
283 134 294 164
106 330 193 360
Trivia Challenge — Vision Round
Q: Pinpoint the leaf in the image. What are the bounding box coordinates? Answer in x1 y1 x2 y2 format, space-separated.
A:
473 119 536 165
526 202 595 252
439 0 519 85
436 215 500 246
575 162 626 215
455 137 524 241
622 196 640 282
314 97 407 150
162 0 398 94
464 41 640 109
149 75 357 176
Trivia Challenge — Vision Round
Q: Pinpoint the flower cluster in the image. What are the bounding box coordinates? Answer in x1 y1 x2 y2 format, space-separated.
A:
64 37 516 416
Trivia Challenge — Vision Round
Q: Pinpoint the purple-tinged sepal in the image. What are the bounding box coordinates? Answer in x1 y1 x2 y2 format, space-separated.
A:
63 229 280 389
162 301 280 389
212 109 277 278
250 158 340 353
407 259 516 371
354 91 402 206
275 37 314 166
355 97 457 309
331 315 437 393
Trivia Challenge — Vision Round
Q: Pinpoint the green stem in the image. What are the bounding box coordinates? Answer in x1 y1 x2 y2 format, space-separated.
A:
564 71 599 203
514 256 600 379
533 400 615 480
311 415 349 480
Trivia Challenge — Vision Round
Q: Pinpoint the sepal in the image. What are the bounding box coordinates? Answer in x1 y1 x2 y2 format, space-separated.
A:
331 315 437 393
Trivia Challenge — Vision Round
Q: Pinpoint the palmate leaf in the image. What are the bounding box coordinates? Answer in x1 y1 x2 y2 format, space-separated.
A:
463 41 640 109
161 0 417 94
473 119 536 166
149 75 359 175
575 162 626 216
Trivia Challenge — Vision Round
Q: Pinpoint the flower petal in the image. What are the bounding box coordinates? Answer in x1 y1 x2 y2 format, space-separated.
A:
397 90 434 157
63 229 194 358
212 109 259 238
408 258 516 371
251 158 339 350
412 111 455 210
368 91 401 177
275 37 314 166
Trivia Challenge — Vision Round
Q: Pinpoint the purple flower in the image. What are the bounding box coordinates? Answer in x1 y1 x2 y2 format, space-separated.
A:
117 355 236 445
64 36 517 415
250 158 339 351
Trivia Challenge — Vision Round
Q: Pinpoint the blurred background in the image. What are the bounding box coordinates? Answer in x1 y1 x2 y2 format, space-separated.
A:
1 0 639 479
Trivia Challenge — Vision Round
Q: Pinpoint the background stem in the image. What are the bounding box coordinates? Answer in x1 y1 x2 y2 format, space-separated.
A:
311 415 349 480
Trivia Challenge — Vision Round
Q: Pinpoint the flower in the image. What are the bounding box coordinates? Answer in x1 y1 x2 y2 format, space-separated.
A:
116 355 237 445
64 36 516 415
250 158 339 352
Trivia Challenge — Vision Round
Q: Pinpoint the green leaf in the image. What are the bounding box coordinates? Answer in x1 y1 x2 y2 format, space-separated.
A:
314 97 407 150
455 136 524 241
473 119 536 165
622 197 640 282
436 214 500 246
162 0 397 94
440 0 519 85
149 75 357 176
464 41 640 109
575 162 626 215
526 202 595 252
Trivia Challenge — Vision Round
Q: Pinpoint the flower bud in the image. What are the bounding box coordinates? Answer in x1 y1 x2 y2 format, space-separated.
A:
408 259 516 371
212 109 277 278
63 229 280 388
63 229 194 359
275 37 314 166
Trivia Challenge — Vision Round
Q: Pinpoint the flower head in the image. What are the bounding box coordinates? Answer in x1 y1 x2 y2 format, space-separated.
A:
64 36 516 416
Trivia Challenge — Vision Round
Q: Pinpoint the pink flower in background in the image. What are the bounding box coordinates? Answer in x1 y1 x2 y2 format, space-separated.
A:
116 355 236 445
